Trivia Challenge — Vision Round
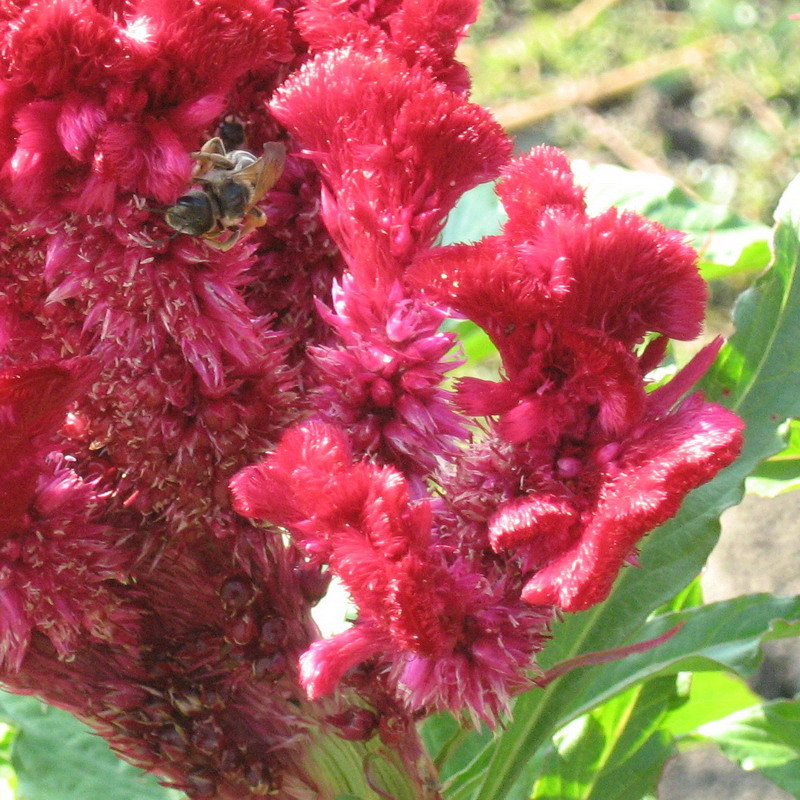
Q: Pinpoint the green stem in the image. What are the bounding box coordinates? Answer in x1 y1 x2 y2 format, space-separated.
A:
299 723 441 800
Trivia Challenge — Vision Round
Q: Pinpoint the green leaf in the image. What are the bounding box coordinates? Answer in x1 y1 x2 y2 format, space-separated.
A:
746 458 800 497
447 593 800 800
0 693 179 800
421 714 494 784
662 672 760 738
699 239 772 282
697 699 800 796
583 731 673 800
521 626 769 800
440 182 506 246
442 172 800 800
573 162 771 278
420 713 460 770
652 575 704 616
530 677 679 800
704 172 800 453
566 595 800 721
746 419 800 497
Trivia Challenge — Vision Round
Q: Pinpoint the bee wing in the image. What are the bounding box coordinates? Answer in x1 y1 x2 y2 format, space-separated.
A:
234 142 286 205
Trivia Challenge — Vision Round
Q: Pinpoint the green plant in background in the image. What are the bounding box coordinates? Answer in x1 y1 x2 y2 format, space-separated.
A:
466 0 800 225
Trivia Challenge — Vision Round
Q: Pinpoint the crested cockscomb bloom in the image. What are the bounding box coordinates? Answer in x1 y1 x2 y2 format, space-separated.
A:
271 47 511 290
407 148 744 611
270 46 512 478
233 147 742 720
0 0 743 797
1 0 293 213
0 361 137 670
231 420 553 724
308 276 468 481
295 0 480 93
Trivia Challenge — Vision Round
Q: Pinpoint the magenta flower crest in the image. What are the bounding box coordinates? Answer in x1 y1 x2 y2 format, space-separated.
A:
0 1 743 796
408 148 743 610
231 419 552 724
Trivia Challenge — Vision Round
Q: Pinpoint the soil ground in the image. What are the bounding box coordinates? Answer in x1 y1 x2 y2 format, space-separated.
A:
658 491 800 798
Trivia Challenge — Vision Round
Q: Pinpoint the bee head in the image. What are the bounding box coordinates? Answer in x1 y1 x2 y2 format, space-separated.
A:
164 191 216 235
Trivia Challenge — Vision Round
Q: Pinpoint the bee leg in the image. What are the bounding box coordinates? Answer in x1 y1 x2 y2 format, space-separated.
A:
140 232 180 248
202 228 242 252
240 207 267 237
192 152 237 168
197 137 227 156
190 137 234 177
191 152 236 178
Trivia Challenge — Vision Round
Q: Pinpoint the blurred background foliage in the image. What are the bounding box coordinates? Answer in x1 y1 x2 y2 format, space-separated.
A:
462 0 800 226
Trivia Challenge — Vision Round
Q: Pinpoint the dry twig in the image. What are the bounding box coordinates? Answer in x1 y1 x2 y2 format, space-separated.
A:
491 36 730 133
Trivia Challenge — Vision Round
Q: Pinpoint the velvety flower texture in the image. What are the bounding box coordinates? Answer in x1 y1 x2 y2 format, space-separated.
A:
406 150 743 610
0 0 742 798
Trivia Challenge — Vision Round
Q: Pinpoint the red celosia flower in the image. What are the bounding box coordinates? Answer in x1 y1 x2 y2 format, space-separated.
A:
308 277 468 480
232 420 553 723
2 0 522 794
296 0 480 92
0 361 86 532
520 389 744 609
0 0 745 794
271 46 512 289
408 149 743 612
409 148 706 357
270 46 511 477
0 361 135 670
2 0 292 212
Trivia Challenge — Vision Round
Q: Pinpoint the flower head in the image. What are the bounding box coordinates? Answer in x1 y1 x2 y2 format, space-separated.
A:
408 148 743 612
2 0 291 212
232 420 553 724
0 0 744 793
272 45 511 290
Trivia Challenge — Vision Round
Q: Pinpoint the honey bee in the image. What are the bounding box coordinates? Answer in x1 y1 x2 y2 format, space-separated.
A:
164 137 286 251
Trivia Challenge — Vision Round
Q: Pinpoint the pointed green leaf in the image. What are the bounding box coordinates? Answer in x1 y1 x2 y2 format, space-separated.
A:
747 420 800 497
472 590 800 800
0 693 178 800
582 731 674 800
568 595 800 721
421 714 494 784
699 238 771 282
662 672 761 737
653 575 704 616
697 699 800 796
531 678 679 800
745 458 800 497
531 715 607 800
